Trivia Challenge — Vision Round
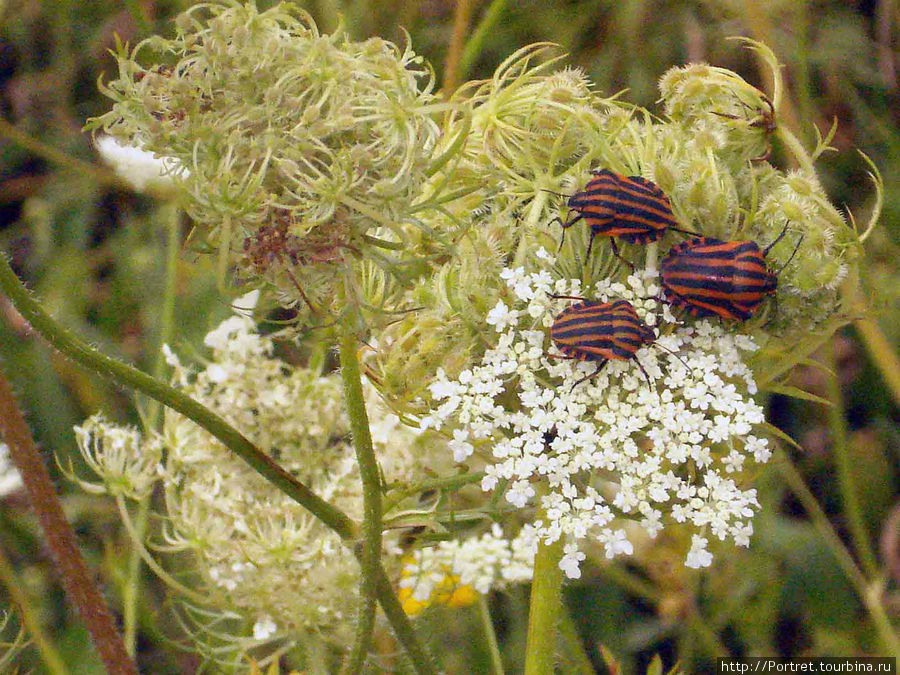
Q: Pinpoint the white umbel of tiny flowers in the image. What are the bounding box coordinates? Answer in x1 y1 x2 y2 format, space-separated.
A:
424 268 769 577
95 135 187 192
72 416 163 500
398 524 538 611
0 443 23 498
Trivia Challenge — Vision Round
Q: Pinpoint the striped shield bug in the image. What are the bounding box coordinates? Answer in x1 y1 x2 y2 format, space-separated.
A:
549 297 657 389
659 225 802 322
550 169 693 268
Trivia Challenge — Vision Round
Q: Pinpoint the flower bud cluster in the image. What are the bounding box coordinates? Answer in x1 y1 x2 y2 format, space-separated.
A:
89 2 441 312
374 49 864 413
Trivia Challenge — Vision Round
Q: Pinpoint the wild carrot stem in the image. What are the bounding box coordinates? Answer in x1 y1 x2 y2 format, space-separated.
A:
0 369 139 675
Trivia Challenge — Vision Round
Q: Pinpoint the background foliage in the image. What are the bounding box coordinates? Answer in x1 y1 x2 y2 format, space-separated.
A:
0 0 897 673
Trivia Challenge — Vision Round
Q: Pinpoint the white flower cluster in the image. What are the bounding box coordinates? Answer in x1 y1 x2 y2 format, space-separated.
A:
159 313 363 641
72 293 444 646
73 416 163 500
398 524 538 615
0 443 22 498
424 268 770 577
95 135 186 192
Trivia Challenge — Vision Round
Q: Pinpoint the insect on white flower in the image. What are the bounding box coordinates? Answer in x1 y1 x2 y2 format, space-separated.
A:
425 268 770 577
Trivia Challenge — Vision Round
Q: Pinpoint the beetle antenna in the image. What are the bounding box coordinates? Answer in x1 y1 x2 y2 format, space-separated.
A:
652 341 690 371
775 233 805 276
667 225 699 238
548 293 588 302
762 221 791 256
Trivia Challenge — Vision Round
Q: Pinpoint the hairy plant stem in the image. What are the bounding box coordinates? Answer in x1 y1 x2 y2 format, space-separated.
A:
0 544 69 675
0 255 439 674
824 341 879 578
477 594 505 675
523 532 564 675
0 369 139 675
339 312 382 675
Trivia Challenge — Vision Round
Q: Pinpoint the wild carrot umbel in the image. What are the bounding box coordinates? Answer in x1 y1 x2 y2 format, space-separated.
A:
57 3 883 670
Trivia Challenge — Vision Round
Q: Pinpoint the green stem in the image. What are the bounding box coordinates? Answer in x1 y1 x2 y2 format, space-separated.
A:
339 321 382 675
825 340 879 579
148 204 181 427
459 0 510 80
477 594 505 675
122 496 149 656
0 545 69 675
557 603 594 675
0 119 118 187
855 317 900 408
383 470 484 512
777 455 900 656
125 204 181 656
0 253 356 540
523 536 564 675
775 125 816 176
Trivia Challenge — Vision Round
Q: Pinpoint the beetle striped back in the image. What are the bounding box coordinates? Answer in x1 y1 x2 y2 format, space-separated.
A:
660 236 776 322
564 170 678 245
551 299 656 363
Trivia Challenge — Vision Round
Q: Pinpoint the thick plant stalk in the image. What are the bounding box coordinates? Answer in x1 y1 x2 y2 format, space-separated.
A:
524 536 564 675
338 321 382 674
0 369 139 675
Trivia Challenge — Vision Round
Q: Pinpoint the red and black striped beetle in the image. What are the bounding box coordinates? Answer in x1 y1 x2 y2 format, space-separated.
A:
550 297 656 389
553 169 690 266
659 226 801 322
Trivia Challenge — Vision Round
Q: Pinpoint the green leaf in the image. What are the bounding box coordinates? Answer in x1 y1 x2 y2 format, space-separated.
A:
761 422 803 451
763 383 833 406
